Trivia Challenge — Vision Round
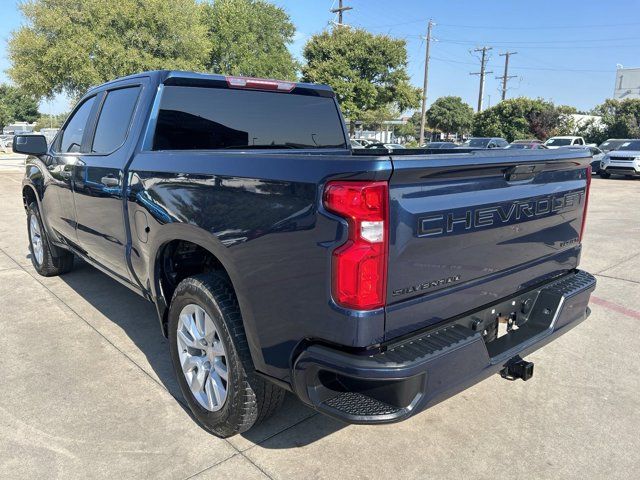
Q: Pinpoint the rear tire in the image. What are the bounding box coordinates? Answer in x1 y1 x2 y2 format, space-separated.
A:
168 274 285 438
599 171 610 179
27 202 74 276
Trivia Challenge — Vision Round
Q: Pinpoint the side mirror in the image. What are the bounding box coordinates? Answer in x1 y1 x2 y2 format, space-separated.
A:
12 134 48 156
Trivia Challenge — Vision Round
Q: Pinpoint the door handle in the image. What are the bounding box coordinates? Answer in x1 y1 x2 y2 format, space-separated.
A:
505 165 540 182
101 175 119 187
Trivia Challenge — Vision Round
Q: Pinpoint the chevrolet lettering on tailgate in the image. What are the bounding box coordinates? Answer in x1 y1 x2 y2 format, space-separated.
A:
418 189 585 237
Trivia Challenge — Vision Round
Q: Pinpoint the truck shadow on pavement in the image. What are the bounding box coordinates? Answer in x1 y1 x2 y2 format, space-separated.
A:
57 258 345 447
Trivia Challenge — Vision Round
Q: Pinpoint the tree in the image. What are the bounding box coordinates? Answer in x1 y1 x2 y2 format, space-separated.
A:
425 96 474 138
592 99 640 139
203 0 298 80
34 112 69 132
8 0 210 99
473 97 568 141
359 105 397 131
0 84 40 129
394 112 421 141
574 118 608 145
302 28 421 134
0 103 10 132
528 104 563 140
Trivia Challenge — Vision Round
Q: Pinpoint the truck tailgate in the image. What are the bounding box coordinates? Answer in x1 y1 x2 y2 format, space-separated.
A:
385 149 591 340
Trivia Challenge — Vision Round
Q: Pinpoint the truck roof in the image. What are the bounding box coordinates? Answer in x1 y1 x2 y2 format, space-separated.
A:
86 70 335 96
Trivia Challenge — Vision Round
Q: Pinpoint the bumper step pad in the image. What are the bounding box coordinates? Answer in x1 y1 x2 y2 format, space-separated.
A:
543 270 596 298
324 392 402 417
376 324 478 365
317 323 480 422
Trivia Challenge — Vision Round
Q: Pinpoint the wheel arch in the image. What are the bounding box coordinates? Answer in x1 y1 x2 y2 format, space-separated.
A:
22 162 46 207
22 183 39 210
147 224 252 341
22 164 61 246
148 225 266 374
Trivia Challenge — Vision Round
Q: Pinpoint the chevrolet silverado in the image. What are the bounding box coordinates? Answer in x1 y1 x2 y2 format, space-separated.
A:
16 71 596 437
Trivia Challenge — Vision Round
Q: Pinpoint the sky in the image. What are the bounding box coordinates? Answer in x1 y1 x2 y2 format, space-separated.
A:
1 0 639 114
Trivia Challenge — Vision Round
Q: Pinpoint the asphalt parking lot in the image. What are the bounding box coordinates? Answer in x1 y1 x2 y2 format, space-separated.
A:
0 158 639 479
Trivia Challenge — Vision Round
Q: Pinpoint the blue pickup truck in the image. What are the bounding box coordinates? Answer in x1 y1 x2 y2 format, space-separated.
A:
15 71 595 437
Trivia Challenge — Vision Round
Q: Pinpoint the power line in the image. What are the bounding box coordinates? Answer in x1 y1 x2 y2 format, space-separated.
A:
470 47 493 112
377 34 640 50
419 20 434 146
496 51 517 101
431 55 613 73
436 21 640 30
362 18 640 31
381 32 640 45
436 35 640 45
434 39 640 50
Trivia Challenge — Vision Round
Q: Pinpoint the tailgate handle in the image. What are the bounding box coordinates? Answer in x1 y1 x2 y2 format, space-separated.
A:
505 164 540 182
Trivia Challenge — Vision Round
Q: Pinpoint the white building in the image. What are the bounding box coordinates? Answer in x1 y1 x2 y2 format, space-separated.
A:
613 66 640 100
569 114 602 129
2 121 36 135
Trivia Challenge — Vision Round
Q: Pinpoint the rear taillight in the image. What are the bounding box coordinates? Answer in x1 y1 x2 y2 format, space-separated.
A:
226 76 295 92
323 181 388 310
579 166 592 241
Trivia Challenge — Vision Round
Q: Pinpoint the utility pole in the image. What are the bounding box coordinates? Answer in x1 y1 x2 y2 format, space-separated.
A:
331 0 352 26
470 47 493 112
419 20 434 146
496 51 517 101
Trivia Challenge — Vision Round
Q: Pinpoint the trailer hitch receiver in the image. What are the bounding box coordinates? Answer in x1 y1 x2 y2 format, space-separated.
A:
500 356 534 381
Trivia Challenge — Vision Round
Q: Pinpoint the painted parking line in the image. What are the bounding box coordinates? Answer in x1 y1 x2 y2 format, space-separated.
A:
590 295 640 320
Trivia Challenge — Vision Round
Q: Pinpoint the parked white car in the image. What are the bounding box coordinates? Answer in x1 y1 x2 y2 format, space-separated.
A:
599 140 640 178
544 136 586 149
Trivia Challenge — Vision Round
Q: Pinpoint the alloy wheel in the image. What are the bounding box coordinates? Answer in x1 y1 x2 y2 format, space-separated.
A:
176 304 229 411
29 214 44 266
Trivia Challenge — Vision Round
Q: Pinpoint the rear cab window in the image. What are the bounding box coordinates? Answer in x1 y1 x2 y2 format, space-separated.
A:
152 85 346 150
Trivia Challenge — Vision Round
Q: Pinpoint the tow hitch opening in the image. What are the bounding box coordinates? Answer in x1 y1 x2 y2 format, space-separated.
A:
500 356 534 381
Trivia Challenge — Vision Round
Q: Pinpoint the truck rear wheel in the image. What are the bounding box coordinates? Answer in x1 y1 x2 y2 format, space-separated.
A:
168 274 285 437
27 202 74 276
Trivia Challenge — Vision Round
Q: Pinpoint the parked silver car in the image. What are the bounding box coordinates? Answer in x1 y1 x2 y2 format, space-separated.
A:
459 137 509 149
558 145 605 174
599 140 640 178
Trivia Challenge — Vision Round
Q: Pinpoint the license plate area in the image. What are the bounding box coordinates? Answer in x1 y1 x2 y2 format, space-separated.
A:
469 290 541 344
443 271 593 360
459 282 566 359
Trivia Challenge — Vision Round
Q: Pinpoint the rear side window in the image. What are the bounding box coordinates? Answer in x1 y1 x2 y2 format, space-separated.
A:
92 86 141 153
153 86 346 150
59 96 96 153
